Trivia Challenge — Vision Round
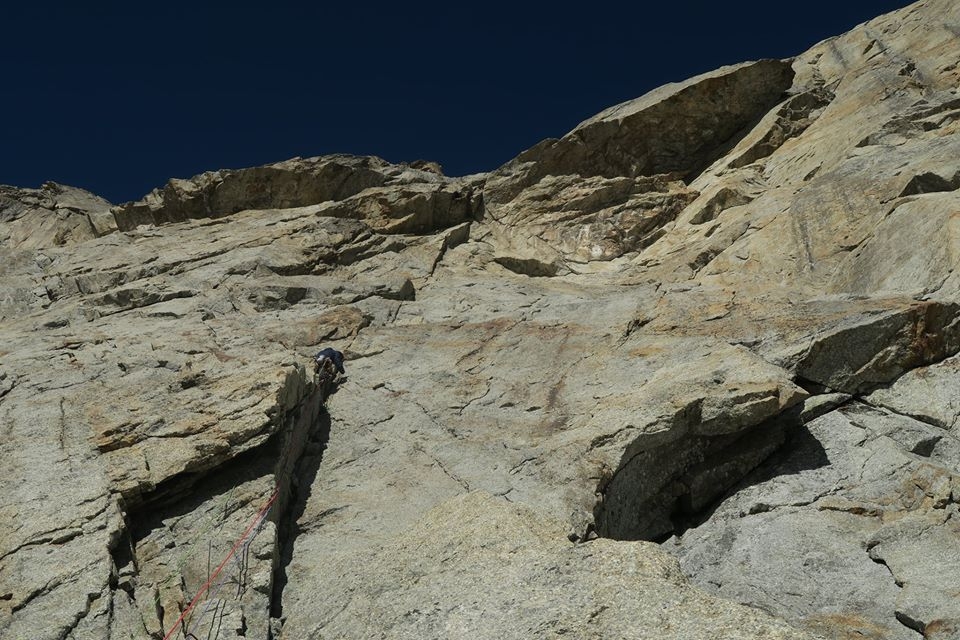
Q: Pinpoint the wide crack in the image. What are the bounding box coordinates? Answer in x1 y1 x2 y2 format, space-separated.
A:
270 403 332 621
107 370 333 639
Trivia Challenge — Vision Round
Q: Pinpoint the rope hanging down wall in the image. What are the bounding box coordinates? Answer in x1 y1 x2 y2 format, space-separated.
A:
162 489 280 640
162 361 337 639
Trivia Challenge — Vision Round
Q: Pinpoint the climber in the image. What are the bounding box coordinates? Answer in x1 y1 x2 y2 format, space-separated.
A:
313 347 345 381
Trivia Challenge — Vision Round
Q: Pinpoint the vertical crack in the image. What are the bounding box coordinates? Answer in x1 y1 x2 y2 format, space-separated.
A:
105 371 336 639
867 545 925 638
269 392 333 628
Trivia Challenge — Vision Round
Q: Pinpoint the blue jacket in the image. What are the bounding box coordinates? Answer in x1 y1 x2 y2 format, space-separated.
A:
314 348 345 374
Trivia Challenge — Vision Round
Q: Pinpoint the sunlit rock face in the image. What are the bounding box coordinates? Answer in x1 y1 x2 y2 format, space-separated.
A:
3 1 960 638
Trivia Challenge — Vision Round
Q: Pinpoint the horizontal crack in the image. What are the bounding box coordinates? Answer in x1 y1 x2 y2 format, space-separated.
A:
854 394 954 432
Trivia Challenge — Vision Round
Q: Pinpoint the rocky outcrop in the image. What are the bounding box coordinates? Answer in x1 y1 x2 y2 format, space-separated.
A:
3 1 960 639
111 155 481 233
485 59 795 196
0 182 113 249
480 59 794 270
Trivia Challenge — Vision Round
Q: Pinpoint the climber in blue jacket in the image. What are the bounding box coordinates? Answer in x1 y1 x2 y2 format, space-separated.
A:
313 347 345 379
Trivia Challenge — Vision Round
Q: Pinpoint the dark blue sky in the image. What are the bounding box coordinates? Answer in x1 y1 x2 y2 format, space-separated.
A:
3 1 911 204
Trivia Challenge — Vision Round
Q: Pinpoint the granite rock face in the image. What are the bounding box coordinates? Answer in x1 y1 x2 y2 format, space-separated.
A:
3 1 960 639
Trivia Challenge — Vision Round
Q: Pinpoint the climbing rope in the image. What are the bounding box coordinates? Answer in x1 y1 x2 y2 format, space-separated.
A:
162 489 280 640
152 486 239 610
162 363 327 638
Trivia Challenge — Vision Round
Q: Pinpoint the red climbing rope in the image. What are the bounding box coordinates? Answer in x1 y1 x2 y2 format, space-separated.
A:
161 489 280 640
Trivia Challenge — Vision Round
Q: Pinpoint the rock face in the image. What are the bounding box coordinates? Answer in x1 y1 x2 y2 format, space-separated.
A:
2 1 960 638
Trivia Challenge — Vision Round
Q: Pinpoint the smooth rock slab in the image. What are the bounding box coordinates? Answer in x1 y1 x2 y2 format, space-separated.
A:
278 492 816 640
